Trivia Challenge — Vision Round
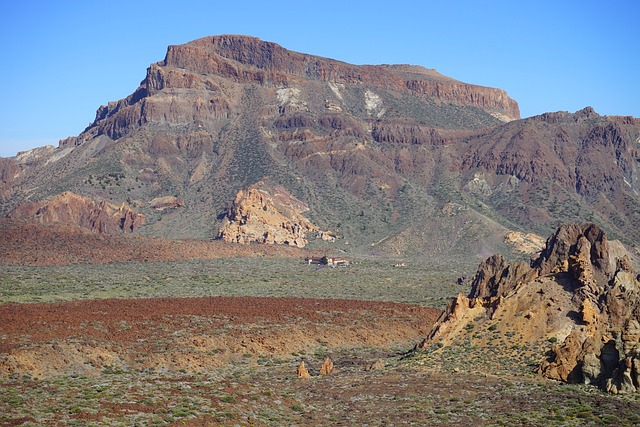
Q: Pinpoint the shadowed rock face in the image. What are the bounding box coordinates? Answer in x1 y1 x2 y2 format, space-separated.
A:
418 223 640 394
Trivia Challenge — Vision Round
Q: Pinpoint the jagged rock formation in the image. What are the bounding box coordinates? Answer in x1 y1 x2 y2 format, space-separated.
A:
417 223 640 393
6 191 144 233
217 181 319 248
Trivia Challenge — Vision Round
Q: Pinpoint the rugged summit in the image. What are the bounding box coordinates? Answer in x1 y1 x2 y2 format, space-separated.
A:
1 35 639 257
418 223 640 393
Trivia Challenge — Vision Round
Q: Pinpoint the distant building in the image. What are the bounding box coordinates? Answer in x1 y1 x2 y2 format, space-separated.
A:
304 256 351 267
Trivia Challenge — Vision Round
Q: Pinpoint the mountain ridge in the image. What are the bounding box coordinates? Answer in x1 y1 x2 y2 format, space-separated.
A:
1 35 639 259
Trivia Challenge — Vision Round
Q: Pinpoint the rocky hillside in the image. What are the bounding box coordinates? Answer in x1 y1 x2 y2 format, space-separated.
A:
417 223 640 394
1 35 639 258
217 180 332 248
6 191 144 233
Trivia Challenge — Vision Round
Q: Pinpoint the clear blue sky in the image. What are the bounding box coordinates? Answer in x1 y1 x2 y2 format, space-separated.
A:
1 0 638 157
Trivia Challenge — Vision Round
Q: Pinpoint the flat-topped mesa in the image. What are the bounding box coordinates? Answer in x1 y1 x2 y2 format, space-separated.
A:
166 35 520 119
67 34 520 144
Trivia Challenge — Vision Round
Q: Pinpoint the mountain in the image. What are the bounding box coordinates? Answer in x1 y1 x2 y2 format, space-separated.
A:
1 35 639 259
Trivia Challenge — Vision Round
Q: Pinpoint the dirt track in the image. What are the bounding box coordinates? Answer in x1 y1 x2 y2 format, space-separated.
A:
0 296 440 378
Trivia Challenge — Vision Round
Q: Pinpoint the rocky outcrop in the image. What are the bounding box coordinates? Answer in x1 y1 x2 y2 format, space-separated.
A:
417 223 640 394
319 356 334 375
6 192 145 234
217 181 319 248
0 157 19 197
297 361 310 379
149 195 185 211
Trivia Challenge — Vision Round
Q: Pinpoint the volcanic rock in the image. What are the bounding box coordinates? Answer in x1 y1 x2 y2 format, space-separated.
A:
0 36 639 257
217 181 319 248
417 223 640 393
297 361 310 379
6 191 144 234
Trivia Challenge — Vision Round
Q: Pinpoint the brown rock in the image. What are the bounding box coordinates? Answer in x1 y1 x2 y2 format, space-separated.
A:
420 223 640 394
217 180 318 248
468 254 536 300
319 356 334 375
580 298 600 325
6 191 145 234
297 361 310 378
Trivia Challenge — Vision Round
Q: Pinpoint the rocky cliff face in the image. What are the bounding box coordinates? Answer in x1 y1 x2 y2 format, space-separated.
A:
61 35 518 146
417 223 640 394
7 192 144 234
217 181 321 248
458 108 640 243
461 108 640 196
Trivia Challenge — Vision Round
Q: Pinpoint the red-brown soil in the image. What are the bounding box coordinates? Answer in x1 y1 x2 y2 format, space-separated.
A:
0 296 440 378
0 219 311 266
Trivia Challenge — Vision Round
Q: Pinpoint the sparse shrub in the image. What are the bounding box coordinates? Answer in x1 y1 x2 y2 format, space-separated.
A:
220 395 236 404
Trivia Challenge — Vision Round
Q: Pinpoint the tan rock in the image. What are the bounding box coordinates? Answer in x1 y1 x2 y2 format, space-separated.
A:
581 299 599 325
297 361 310 378
319 356 334 375
504 231 545 254
217 181 318 248
419 223 640 394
